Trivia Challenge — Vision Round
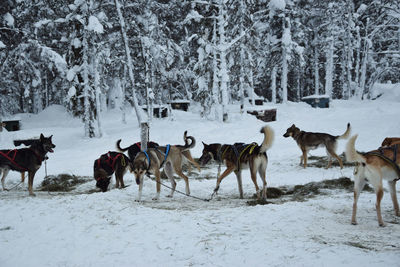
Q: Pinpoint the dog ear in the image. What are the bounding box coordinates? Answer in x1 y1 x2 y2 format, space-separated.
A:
202 141 207 146
40 133 44 140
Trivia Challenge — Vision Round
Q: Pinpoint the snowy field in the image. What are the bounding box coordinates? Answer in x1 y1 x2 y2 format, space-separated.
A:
1 85 400 267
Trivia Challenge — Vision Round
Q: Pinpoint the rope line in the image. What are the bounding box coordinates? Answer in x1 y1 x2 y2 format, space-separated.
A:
151 178 211 202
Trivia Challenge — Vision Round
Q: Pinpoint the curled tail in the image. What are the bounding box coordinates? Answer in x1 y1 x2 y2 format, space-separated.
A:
345 135 366 163
181 131 196 151
116 139 129 152
259 125 274 153
337 123 351 140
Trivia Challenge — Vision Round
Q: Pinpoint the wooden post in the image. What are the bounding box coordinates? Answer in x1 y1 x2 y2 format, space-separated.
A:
140 122 149 151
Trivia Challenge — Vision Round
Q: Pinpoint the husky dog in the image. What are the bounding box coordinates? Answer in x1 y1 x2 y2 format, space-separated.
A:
132 131 196 201
199 126 274 200
346 135 400 226
0 134 55 196
117 132 200 173
93 151 133 192
116 140 159 162
283 123 351 168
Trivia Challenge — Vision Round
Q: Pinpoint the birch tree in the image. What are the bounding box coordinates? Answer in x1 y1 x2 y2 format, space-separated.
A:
114 0 146 125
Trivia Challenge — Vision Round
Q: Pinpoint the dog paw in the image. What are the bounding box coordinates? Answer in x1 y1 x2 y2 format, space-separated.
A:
351 221 358 225
166 194 173 198
29 193 36 197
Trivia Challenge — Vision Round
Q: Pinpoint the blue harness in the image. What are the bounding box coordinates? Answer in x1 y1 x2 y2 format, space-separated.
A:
142 145 171 174
142 150 151 170
157 144 170 168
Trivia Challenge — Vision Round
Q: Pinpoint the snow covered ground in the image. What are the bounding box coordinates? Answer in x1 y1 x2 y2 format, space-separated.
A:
1 86 400 266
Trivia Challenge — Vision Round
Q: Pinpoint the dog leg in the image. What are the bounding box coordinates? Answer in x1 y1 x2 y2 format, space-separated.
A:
1 169 10 191
173 162 190 196
115 174 120 189
116 168 126 189
21 172 25 183
301 148 308 168
164 163 177 197
234 170 244 199
375 186 385 226
250 167 261 199
153 169 161 200
136 176 144 202
329 150 343 169
351 176 366 225
369 171 385 226
258 165 267 200
213 164 236 196
27 171 36 196
388 180 400 216
325 151 333 169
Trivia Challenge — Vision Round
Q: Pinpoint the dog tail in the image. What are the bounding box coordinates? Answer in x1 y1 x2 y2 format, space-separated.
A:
181 131 196 151
116 139 129 152
259 125 274 153
345 135 366 163
337 123 351 140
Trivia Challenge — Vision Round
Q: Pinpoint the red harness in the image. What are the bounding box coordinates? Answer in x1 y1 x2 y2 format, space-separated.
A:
0 149 28 171
97 152 122 172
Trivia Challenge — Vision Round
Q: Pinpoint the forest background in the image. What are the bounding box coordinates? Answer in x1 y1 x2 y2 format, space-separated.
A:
1 0 399 137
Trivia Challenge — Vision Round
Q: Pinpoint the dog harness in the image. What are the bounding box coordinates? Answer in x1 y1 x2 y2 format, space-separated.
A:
364 144 400 179
0 149 28 171
0 148 45 172
157 144 170 168
139 150 152 177
228 143 259 170
96 152 125 181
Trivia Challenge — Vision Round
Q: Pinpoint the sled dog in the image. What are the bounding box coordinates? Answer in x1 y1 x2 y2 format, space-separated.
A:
283 123 351 168
93 151 133 192
199 125 274 200
346 135 400 226
117 132 200 173
0 134 55 196
116 140 159 162
132 131 196 201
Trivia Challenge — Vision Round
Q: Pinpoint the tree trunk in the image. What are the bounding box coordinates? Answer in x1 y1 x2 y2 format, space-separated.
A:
218 1 229 122
345 0 354 99
325 37 334 99
82 29 95 138
281 16 289 103
93 48 103 137
248 52 255 106
212 19 221 121
114 0 145 125
313 31 319 95
271 66 277 104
